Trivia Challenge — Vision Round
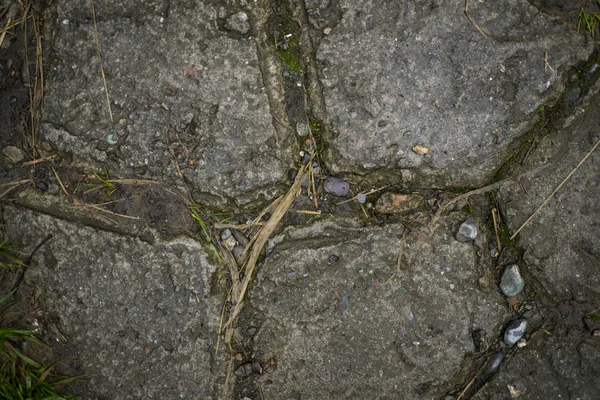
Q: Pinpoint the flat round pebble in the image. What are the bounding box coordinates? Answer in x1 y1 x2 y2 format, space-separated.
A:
324 177 350 196
357 194 367 204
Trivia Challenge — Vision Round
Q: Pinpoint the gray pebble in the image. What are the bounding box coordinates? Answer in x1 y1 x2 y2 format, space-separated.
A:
220 229 232 240
504 319 527 346
324 177 350 196
296 122 309 137
456 217 478 242
357 194 367 204
500 265 525 297
232 244 247 265
224 236 237 250
224 11 250 35
247 327 257 336
483 352 504 376
231 229 249 247
444 396 457 400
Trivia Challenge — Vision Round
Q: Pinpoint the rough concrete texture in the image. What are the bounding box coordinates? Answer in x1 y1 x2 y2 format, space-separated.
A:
312 0 592 186
2 0 600 398
4 206 221 399
246 217 507 399
42 0 290 205
497 78 600 303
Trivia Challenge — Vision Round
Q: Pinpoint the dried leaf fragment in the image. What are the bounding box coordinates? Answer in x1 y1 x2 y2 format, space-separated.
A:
412 144 430 155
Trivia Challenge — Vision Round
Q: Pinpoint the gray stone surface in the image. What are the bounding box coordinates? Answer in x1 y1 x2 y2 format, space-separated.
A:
5 206 220 399
247 216 507 399
497 80 600 303
42 0 290 205
313 0 591 186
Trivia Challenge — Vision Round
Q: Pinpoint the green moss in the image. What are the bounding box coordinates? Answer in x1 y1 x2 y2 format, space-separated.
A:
461 204 473 214
278 45 300 71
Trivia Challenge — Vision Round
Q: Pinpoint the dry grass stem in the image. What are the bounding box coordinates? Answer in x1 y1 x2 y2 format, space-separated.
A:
0 179 30 198
295 210 321 215
91 0 114 123
464 0 490 37
336 186 385 205
214 223 263 230
491 208 502 253
510 137 600 240
0 17 11 49
430 166 546 232
22 155 57 166
544 52 555 73
224 165 308 328
52 167 70 196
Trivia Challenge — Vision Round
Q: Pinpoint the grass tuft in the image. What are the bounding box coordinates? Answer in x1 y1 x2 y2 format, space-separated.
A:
578 1 600 37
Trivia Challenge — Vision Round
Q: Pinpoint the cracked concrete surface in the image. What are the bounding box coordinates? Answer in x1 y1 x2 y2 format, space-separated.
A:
1 0 599 399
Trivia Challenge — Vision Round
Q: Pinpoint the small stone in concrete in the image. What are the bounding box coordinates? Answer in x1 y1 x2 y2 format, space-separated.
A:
375 193 423 214
296 122 309 137
356 194 367 204
2 146 24 163
225 11 250 35
233 244 247 265
231 229 249 247
328 255 339 262
504 319 527 346
324 177 350 196
220 228 232 240
456 218 479 242
224 235 237 250
500 265 525 297
516 338 527 348
483 352 504 376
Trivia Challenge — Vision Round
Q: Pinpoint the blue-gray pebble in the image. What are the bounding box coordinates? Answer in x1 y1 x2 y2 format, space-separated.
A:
324 177 350 196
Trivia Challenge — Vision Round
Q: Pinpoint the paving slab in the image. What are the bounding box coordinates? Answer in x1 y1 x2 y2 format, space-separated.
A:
245 216 508 399
5 206 221 399
497 80 600 303
42 0 290 205
312 0 592 187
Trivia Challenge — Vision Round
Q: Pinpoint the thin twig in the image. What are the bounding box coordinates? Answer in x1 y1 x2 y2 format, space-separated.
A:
91 0 114 123
544 52 555 73
0 18 12 54
23 155 57 166
510 137 600 240
336 187 385 205
492 208 502 253
430 166 546 232
464 0 490 37
52 167 70 196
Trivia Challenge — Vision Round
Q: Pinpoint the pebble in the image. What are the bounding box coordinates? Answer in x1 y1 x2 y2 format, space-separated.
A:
401 169 412 182
106 133 118 145
300 151 311 165
232 244 247 265
500 265 525 297
324 177 350 196
483 352 504 376
589 63 598 75
328 255 340 262
247 327 257 336
516 338 527 348
374 192 423 214
225 11 250 35
593 329 600 337
2 146 24 163
356 194 367 204
444 396 457 400
224 236 237 250
296 122 309 137
455 217 478 242
231 229 249 247
220 229 232 240
504 319 527 346
323 26 332 35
